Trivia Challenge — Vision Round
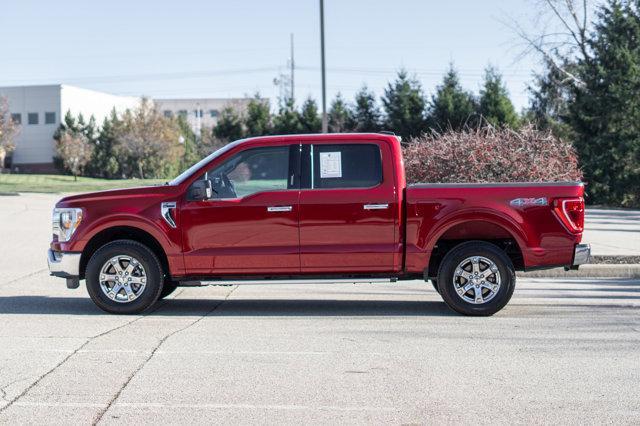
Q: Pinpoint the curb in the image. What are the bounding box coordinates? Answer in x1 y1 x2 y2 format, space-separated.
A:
520 264 640 279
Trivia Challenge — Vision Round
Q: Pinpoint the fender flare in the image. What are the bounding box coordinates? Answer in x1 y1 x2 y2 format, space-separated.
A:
423 208 528 254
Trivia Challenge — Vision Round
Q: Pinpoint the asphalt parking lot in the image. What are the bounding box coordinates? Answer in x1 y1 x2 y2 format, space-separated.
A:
1 194 639 424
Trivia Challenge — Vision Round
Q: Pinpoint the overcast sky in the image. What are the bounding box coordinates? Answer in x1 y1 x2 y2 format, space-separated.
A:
0 0 579 111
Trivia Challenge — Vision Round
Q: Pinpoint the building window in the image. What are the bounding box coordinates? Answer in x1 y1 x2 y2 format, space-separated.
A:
28 113 39 125
45 112 56 124
11 113 21 124
209 109 219 118
163 110 173 118
178 110 187 118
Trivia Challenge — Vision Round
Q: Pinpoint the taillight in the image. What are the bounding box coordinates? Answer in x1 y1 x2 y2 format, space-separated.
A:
553 198 584 233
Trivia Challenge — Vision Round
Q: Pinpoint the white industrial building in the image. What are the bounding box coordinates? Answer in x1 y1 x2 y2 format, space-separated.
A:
154 98 252 136
0 84 251 172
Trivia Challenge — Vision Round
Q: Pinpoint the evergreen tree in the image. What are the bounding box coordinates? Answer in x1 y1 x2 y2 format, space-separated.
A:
328 93 354 133
382 70 428 139
299 97 322 133
93 109 122 178
244 94 272 137
525 58 575 139
212 107 244 142
568 0 640 206
352 86 381 132
272 98 302 134
85 115 98 141
76 113 86 130
53 110 78 141
478 66 519 128
427 65 476 132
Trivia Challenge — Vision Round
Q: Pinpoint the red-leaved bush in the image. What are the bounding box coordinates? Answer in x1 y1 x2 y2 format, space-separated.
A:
403 125 583 184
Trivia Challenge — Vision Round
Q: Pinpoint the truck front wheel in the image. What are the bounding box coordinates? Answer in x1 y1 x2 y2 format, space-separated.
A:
85 240 164 314
436 241 515 316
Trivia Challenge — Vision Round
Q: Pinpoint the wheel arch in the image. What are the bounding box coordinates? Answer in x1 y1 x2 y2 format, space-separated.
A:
424 216 525 279
79 226 170 280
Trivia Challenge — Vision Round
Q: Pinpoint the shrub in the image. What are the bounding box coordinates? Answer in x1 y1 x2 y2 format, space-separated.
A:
403 125 582 184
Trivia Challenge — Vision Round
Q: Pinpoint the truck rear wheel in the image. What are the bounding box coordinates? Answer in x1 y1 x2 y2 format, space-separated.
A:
436 241 515 316
85 240 164 314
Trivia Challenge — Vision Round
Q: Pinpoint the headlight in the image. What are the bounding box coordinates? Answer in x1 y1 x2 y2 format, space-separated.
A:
52 208 83 242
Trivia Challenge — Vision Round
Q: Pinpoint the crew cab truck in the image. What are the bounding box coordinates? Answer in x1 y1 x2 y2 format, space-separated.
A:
47 133 590 316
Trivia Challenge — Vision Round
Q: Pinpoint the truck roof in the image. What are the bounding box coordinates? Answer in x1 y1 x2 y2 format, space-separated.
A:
239 132 399 144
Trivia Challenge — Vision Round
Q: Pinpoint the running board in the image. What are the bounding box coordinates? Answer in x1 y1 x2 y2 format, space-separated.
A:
179 278 398 286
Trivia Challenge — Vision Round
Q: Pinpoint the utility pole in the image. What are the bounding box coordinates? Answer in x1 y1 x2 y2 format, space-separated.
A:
290 33 295 102
319 0 328 133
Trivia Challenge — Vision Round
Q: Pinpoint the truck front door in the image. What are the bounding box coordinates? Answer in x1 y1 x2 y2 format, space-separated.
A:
181 144 301 275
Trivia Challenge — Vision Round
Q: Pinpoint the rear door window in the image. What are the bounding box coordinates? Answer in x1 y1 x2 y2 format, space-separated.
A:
303 144 382 189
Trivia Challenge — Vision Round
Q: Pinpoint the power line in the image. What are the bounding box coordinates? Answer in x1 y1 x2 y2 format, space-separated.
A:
0 67 281 86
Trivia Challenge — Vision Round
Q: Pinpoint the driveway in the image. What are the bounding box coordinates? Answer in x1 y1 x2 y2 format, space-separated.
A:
0 193 638 424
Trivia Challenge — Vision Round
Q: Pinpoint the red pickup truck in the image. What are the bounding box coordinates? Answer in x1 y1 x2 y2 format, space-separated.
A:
47 133 589 316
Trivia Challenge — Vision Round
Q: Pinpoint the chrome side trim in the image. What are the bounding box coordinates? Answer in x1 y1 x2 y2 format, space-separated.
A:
363 203 389 210
573 244 591 265
161 201 177 228
47 249 81 277
267 206 293 212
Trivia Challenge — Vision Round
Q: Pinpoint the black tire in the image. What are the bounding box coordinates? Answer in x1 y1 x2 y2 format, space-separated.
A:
85 240 164 314
436 241 515 316
430 279 440 294
159 280 179 299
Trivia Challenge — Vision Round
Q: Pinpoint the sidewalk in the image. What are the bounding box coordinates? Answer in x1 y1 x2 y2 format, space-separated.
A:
583 209 640 256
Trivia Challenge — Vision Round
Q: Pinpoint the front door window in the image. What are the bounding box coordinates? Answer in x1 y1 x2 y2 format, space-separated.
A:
199 146 291 199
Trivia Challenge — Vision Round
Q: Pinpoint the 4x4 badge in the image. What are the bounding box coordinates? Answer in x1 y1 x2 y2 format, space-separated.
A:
510 197 548 207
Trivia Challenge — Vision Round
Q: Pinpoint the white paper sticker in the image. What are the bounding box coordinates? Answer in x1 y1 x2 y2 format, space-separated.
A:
319 151 342 178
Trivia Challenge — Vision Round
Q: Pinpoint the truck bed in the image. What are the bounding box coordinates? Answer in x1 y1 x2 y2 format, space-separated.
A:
404 181 585 273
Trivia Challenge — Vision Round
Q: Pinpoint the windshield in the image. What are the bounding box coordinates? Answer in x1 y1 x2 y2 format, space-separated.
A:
169 139 245 185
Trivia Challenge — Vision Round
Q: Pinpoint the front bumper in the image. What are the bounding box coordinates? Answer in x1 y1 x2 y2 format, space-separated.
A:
47 249 81 278
573 244 591 266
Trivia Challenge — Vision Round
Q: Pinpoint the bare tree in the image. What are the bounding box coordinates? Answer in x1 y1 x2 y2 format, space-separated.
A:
55 131 94 181
115 99 182 179
0 96 19 170
505 0 595 86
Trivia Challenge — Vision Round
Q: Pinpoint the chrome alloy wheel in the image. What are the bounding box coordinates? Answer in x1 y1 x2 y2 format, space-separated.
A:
452 256 501 304
98 255 147 303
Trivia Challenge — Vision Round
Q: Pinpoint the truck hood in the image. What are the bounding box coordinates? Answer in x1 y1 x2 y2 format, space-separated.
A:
55 184 179 207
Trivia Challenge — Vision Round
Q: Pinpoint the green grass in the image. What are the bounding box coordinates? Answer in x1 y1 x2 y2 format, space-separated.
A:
0 174 165 194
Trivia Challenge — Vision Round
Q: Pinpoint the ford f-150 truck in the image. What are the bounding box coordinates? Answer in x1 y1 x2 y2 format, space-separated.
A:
47 133 590 316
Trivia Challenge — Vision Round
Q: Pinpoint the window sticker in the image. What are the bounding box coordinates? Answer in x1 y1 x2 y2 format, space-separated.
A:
319 151 342 178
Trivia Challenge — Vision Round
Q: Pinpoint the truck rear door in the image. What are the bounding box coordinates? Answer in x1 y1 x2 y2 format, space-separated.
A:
298 140 399 273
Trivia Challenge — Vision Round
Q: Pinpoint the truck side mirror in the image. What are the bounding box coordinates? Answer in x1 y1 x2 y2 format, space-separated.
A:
190 180 213 201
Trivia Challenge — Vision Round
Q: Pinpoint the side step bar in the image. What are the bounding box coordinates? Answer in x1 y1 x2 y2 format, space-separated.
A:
179 278 398 286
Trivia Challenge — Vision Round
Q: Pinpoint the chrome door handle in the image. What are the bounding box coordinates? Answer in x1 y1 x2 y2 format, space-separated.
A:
267 206 293 212
363 203 389 210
